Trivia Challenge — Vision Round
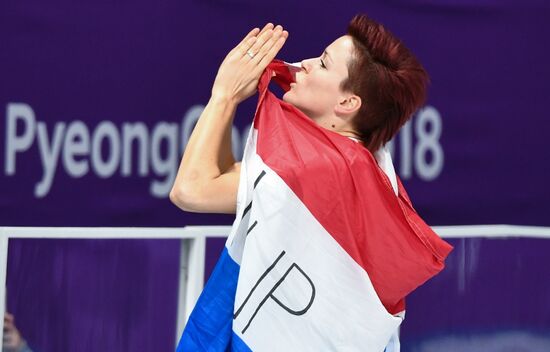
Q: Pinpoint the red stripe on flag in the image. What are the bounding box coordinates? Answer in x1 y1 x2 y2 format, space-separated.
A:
253 60 453 314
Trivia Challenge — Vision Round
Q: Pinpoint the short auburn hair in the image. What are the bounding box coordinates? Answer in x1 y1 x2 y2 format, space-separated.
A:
341 14 430 152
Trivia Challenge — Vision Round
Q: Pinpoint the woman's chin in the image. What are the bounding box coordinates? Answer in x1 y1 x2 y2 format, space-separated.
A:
283 90 300 105
282 91 292 103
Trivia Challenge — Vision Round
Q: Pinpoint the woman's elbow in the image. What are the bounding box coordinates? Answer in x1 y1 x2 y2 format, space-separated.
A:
169 184 201 212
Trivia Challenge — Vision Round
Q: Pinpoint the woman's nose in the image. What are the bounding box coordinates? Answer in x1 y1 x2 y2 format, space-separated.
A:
301 59 312 73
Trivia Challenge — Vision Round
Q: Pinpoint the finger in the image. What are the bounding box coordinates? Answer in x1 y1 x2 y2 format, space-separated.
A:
244 25 276 60
236 23 272 53
257 22 274 37
238 27 260 47
228 27 260 56
236 35 257 59
259 26 285 59
252 26 286 65
255 31 288 73
235 23 274 58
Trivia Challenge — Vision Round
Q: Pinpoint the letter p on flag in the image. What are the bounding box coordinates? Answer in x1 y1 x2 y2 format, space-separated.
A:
234 251 316 334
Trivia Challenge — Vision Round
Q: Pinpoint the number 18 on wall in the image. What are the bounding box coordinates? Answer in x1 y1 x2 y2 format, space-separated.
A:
387 106 444 181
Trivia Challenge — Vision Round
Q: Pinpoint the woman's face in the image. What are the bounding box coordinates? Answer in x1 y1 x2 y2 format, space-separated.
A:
282 35 356 123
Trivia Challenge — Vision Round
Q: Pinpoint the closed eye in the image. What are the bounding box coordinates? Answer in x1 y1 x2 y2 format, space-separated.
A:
320 58 327 69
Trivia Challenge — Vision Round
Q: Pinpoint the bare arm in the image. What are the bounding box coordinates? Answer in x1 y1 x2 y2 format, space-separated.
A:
170 24 288 214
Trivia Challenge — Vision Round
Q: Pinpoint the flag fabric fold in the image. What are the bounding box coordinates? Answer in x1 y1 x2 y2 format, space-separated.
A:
177 60 453 352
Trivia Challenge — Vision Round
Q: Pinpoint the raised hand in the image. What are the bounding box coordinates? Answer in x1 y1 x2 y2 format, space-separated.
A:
211 23 289 105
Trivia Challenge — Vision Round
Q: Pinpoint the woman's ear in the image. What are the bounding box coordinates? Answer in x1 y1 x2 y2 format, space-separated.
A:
334 94 361 116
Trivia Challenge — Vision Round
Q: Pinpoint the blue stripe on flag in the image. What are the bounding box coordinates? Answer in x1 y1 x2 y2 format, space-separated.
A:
231 332 252 352
177 248 251 352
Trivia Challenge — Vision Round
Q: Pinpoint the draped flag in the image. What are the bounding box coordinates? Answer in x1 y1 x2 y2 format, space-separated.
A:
177 60 453 352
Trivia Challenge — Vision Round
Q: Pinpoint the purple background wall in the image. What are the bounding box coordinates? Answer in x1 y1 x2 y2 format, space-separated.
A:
6 238 180 352
1 0 549 351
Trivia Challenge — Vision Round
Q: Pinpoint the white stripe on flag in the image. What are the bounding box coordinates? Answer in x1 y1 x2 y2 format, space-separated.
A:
229 130 401 351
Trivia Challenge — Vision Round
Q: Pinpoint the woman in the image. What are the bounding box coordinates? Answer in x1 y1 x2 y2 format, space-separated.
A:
171 14 450 352
170 15 429 212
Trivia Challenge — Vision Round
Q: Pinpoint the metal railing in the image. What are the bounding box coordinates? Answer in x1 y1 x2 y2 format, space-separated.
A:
1 224 548 348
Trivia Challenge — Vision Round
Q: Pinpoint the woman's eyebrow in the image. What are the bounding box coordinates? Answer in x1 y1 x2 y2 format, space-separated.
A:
323 50 333 64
